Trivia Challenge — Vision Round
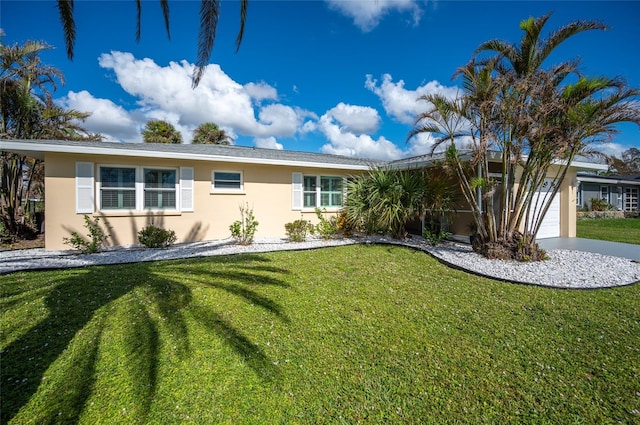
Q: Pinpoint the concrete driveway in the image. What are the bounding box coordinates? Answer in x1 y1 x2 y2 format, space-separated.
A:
538 237 640 261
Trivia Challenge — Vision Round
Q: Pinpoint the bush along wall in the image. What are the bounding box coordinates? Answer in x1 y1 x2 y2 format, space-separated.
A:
577 211 640 220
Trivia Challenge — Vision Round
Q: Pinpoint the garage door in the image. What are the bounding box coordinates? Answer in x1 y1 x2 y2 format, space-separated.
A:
528 180 560 239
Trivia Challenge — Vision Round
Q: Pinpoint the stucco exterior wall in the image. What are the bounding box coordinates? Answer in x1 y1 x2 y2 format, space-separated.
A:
44 152 359 250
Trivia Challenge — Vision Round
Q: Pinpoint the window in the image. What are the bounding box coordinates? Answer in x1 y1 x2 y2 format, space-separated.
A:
97 165 183 211
301 175 343 209
320 176 343 207
100 167 136 209
303 176 317 207
625 187 638 211
600 186 609 202
212 171 243 191
144 168 176 208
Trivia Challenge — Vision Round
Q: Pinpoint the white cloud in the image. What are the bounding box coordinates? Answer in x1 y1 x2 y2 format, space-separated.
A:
326 102 380 134
325 0 422 32
254 136 284 150
57 90 141 142
592 142 628 158
318 108 403 160
244 82 278 102
96 51 309 141
257 104 300 137
365 73 459 124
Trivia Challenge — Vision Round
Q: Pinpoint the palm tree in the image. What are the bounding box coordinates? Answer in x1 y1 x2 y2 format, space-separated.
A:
55 0 248 87
1 40 99 240
344 167 426 239
192 122 232 145
142 119 183 144
409 13 640 260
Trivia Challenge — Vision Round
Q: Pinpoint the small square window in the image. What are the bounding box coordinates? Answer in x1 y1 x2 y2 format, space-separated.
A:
213 171 243 191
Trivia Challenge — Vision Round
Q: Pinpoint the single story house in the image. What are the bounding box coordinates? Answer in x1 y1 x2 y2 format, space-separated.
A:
577 172 640 211
1 139 606 250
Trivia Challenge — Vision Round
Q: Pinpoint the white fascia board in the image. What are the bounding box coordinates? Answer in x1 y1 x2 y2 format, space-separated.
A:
0 141 370 171
569 160 608 171
577 176 640 185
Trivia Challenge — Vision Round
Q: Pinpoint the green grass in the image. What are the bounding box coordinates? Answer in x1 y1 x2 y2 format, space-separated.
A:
1 245 639 424
577 217 640 244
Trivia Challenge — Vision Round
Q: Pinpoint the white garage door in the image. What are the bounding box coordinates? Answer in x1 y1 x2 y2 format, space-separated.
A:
528 180 560 239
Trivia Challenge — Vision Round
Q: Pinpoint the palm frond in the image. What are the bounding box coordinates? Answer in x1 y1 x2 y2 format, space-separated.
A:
193 0 219 88
136 0 142 42
160 0 171 40
57 0 76 60
235 0 248 52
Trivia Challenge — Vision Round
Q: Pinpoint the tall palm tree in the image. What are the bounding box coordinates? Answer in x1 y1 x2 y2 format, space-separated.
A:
409 13 640 260
142 119 183 144
56 0 248 87
192 122 233 145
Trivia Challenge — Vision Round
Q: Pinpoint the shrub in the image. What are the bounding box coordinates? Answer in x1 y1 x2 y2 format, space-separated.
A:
423 227 451 246
314 208 339 239
285 218 314 242
335 208 355 236
590 198 612 211
63 215 110 254
138 223 177 248
229 203 259 245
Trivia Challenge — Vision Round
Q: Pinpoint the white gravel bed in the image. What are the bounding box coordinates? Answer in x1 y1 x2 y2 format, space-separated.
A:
1 236 639 289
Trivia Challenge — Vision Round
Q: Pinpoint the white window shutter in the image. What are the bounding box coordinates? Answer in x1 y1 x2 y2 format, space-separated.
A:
292 172 302 210
180 167 194 212
76 162 94 213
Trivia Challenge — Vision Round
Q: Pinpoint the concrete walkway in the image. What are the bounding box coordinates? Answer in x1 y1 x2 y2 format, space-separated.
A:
538 237 640 261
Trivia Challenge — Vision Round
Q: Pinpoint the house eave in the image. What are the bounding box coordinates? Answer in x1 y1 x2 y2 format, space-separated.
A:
0 140 373 171
577 175 640 186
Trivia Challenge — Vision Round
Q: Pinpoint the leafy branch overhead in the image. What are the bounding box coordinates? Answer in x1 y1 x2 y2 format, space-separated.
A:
55 0 248 87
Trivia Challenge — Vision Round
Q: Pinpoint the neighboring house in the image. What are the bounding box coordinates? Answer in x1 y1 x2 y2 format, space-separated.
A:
1 139 605 250
577 172 640 211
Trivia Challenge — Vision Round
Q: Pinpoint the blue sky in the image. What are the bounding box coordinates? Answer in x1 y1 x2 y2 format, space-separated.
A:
2 0 639 160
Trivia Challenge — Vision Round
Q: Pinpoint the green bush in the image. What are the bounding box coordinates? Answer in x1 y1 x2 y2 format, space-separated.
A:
63 215 110 254
314 208 338 239
590 198 612 211
423 227 451 246
229 203 259 244
285 219 314 242
138 224 177 248
335 208 355 236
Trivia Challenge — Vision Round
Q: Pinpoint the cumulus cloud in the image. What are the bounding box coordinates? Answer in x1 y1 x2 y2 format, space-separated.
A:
96 51 309 141
365 73 460 124
325 0 422 32
318 107 403 160
254 136 284 150
592 142 629 158
326 102 380 134
57 90 141 142
257 104 300 137
244 82 278 102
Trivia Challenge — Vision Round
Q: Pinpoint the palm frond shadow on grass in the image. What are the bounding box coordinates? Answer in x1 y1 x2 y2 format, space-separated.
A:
1 254 285 423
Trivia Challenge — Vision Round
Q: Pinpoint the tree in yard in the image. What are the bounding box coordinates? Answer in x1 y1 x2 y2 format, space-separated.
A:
606 148 640 174
409 13 640 261
192 122 233 145
1 40 100 241
55 0 248 87
142 119 183 144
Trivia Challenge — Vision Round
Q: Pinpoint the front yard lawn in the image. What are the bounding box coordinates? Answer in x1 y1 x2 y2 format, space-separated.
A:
2 245 639 424
577 217 640 244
